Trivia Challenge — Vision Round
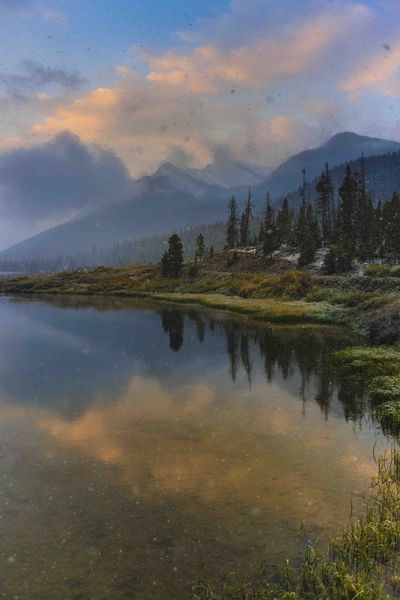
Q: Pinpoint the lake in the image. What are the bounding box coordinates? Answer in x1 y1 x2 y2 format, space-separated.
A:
0 296 389 600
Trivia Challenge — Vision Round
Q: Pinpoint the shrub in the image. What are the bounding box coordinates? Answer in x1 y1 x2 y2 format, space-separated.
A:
262 270 314 299
187 263 200 278
364 263 392 277
375 401 400 437
225 251 239 268
334 346 400 382
368 376 400 404
390 265 400 277
365 304 400 344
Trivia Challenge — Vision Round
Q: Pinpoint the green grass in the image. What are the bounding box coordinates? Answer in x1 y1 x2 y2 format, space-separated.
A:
334 346 400 438
0 266 358 329
333 347 400 381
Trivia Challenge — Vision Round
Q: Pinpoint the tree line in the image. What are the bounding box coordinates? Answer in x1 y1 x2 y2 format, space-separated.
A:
225 157 400 272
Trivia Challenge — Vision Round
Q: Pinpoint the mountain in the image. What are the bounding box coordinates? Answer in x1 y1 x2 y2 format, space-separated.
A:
135 159 270 196
189 160 271 187
135 162 219 198
0 185 229 262
0 155 269 262
254 132 400 199
2 132 400 264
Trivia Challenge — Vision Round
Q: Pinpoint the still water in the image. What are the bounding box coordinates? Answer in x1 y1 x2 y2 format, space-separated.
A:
0 296 389 599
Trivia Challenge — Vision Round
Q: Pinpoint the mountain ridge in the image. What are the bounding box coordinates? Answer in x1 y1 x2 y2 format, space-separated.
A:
253 131 400 199
2 131 400 262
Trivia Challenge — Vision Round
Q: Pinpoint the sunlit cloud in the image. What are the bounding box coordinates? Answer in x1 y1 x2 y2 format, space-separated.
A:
25 2 373 177
0 0 399 184
144 6 369 93
341 45 400 97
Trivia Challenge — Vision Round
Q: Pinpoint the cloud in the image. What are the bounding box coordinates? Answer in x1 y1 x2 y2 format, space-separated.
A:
145 5 369 94
22 1 374 178
1 0 396 185
2 60 86 94
0 132 134 222
341 45 400 96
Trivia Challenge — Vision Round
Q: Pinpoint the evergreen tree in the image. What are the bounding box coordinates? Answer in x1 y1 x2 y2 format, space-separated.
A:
316 163 334 244
168 234 183 277
195 233 205 261
295 201 307 247
258 221 265 244
356 155 376 261
226 196 238 249
161 234 183 277
276 197 293 246
375 200 384 259
323 246 337 274
383 192 400 259
357 191 375 261
263 201 278 257
208 245 215 258
161 251 170 277
333 164 359 270
239 189 253 247
298 203 320 266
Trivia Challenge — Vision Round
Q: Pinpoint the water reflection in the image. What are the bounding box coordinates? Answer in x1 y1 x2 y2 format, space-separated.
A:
161 309 185 351
157 306 364 423
0 297 386 600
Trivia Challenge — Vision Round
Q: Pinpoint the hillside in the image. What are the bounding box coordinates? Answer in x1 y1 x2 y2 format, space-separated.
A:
283 149 400 210
254 132 400 200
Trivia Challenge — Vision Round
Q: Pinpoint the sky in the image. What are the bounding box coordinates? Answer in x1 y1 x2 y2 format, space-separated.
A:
0 0 400 248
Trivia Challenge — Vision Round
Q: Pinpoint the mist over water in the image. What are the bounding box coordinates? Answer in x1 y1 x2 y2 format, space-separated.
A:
0 297 389 599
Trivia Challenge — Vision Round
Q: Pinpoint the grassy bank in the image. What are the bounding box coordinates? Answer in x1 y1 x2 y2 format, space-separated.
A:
334 346 400 438
1 261 400 341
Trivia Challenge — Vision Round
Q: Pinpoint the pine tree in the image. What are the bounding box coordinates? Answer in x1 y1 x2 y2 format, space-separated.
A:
324 246 337 274
263 201 278 257
168 234 183 277
161 251 170 277
226 196 238 249
295 201 307 247
298 203 320 266
195 233 205 261
161 234 183 278
334 164 359 270
276 197 293 245
316 163 334 244
258 221 265 244
375 200 384 259
355 155 376 261
239 189 253 247
383 192 400 259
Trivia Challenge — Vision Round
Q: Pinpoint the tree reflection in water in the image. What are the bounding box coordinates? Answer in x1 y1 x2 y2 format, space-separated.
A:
159 307 367 424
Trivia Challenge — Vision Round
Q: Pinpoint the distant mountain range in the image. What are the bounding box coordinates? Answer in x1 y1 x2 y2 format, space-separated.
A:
2 131 400 263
